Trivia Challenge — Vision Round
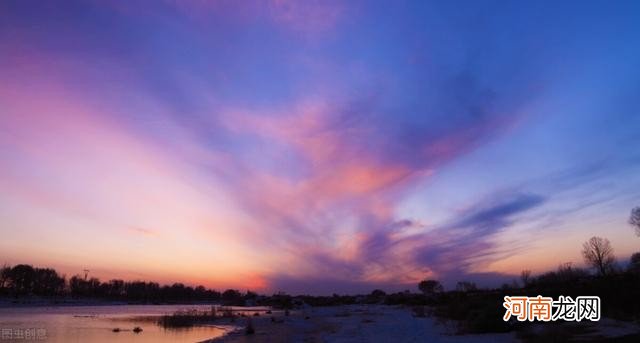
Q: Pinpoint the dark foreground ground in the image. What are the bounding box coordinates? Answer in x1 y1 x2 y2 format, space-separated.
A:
200 305 639 343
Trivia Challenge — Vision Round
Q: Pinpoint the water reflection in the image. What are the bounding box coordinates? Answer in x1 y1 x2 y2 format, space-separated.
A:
0 305 234 342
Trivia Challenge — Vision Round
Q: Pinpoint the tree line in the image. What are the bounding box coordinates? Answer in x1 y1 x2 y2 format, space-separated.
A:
413 207 640 333
3 207 640 306
418 206 640 294
0 264 252 304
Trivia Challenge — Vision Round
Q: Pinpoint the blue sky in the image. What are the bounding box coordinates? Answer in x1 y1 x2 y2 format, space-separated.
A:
1 0 639 293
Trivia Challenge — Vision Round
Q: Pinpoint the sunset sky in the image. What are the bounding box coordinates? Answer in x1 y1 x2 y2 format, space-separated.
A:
1 0 639 294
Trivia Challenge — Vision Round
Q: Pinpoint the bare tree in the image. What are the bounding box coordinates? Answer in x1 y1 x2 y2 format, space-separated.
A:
630 207 640 237
582 236 615 276
455 281 477 292
520 269 532 287
0 264 10 290
629 252 640 273
418 279 443 295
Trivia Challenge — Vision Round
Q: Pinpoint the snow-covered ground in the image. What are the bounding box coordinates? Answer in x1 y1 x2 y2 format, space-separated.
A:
208 305 518 342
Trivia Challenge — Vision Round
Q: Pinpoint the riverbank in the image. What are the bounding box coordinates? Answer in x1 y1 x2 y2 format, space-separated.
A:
0 296 223 308
206 305 518 343
205 305 640 342
0 296 125 308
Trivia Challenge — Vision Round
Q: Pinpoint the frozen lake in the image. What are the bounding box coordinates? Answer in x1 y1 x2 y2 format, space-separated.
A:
0 304 232 342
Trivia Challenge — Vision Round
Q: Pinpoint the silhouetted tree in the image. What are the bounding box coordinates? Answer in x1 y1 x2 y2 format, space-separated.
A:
533 263 587 287
194 285 207 300
222 289 243 305
501 282 514 291
0 265 10 290
69 275 92 297
520 270 532 287
0 263 224 302
7 265 36 296
87 278 101 296
557 262 588 282
365 289 386 304
455 281 477 292
630 207 640 237
106 279 125 298
370 289 386 298
269 292 293 309
418 279 443 295
33 268 65 296
582 236 615 276
126 281 151 301
629 252 640 273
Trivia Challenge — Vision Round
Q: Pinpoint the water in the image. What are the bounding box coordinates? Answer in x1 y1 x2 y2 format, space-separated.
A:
0 305 235 342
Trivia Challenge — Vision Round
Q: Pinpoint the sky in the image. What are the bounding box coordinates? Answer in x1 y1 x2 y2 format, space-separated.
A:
1 0 639 294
